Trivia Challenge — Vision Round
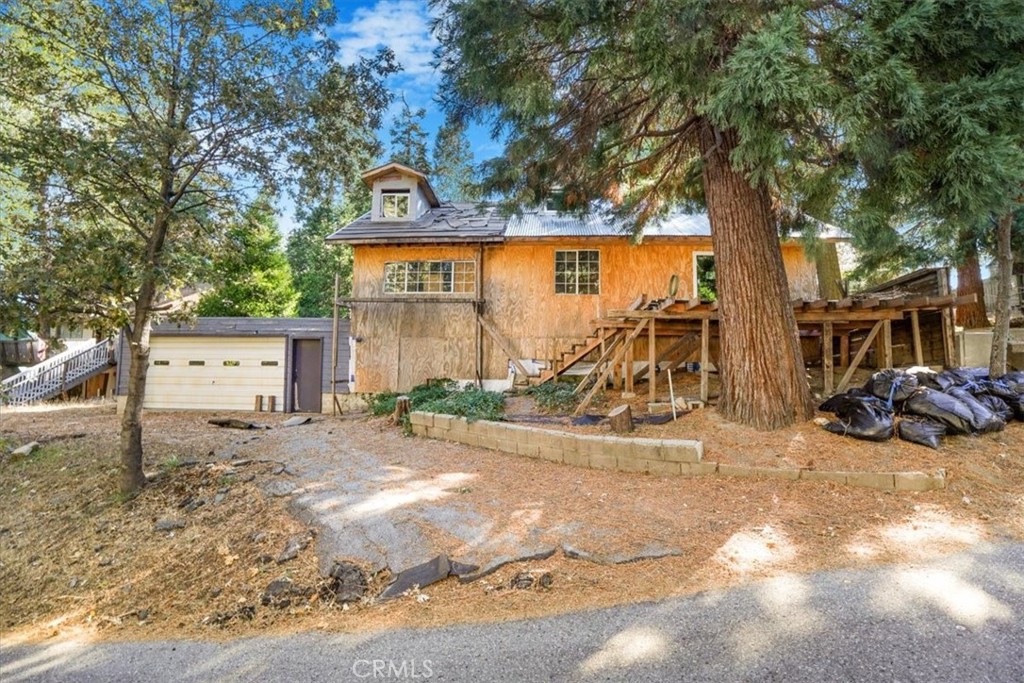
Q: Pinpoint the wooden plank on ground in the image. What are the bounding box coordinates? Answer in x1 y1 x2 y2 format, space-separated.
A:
835 320 885 393
477 314 531 380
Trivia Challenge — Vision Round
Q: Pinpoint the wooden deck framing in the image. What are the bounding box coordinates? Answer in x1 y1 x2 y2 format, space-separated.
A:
556 294 974 415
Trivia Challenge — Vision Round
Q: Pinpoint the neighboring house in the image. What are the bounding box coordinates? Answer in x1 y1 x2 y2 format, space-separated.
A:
328 163 844 394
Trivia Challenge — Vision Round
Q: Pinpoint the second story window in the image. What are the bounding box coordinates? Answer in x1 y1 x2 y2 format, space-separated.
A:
384 260 476 294
380 190 410 219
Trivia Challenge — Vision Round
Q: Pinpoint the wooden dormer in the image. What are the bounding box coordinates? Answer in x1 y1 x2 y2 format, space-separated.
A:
362 162 441 222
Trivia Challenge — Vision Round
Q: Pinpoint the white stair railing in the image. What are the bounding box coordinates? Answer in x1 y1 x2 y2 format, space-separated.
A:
1 340 114 406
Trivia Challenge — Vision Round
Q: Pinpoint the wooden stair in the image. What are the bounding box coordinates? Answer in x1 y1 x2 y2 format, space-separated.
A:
535 330 616 384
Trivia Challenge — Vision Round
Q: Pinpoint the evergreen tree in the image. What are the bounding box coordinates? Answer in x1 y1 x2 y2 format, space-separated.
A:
287 188 369 318
388 97 430 171
432 119 478 202
838 0 1024 374
433 0 848 428
196 199 297 317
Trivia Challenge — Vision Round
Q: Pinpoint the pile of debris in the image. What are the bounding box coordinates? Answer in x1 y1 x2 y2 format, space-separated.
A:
819 367 1024 448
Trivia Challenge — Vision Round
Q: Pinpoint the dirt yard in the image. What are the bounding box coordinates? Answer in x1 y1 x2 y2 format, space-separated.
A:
1 398 1022 645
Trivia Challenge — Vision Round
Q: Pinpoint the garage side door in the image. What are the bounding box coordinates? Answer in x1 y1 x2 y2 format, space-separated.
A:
145 336 286 410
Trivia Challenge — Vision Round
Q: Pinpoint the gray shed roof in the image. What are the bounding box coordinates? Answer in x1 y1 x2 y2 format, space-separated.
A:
326 203 506 245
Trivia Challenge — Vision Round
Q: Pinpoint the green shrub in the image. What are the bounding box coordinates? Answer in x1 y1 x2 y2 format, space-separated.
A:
418 386 505 423
526 381 579 413
368 379 505 426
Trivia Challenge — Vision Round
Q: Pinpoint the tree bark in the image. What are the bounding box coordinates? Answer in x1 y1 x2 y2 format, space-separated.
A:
698 122 814 429
119 314 151 495
815 241 844 300
989 211 1014 377
608 404 633 433
955 235 989 329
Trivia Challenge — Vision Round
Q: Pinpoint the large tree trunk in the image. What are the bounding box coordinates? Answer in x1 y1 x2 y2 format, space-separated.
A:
815 241 844 300
698 123 814 429
989 211 1014 377
955 235 989 329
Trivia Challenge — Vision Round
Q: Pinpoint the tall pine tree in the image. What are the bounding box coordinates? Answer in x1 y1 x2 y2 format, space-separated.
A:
432 119 478 202
388 97 430 171
196 199 297 317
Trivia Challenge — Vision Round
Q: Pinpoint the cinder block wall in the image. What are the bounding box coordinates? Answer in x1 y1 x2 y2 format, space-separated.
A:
408 411 947 492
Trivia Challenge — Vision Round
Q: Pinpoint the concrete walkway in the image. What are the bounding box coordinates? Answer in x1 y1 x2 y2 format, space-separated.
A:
252 423 682 581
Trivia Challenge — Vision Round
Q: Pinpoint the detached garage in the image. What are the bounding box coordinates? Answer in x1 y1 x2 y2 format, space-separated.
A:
115 318 352 413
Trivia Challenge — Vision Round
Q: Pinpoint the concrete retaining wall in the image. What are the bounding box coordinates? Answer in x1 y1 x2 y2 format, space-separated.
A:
409 411 947 492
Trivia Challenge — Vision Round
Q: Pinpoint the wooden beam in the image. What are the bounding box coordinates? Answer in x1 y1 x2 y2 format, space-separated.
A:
910 310 924 366
637 333 699 381
337 296 484 305
624 333 635 394
574 319 649 415
839 334 850 368
685 297 703 310
573 333 623 395
700 317 710 403
648 318 657 402
881 319 893 368
835 320 885 393
477 314 531 380
823 321 834 395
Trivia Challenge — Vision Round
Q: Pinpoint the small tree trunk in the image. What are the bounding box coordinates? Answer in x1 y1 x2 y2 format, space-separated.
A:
956 236 989 329
119 315 152 495
815 241 845 300
989 211 1014 377
698 122 814 429
608 404 633 433
393 395 411 422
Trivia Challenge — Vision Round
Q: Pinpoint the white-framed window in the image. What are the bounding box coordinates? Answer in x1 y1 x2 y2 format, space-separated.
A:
383 260 476 294
693 251 717 301
380 190 410 219
555 249 600 295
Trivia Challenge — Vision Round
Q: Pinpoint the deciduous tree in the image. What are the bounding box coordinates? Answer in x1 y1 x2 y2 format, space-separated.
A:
1 0 395 493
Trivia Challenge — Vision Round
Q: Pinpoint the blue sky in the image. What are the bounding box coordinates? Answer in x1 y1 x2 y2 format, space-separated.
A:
279 0 498 233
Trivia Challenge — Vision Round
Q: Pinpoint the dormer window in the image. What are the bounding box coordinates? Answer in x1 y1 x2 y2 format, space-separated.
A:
380 190 410 219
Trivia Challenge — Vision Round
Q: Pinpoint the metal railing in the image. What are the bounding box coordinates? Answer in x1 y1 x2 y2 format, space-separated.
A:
1 340 114 406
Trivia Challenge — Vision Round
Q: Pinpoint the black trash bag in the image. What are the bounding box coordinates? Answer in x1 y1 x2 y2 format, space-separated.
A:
1005 394 1024 422
819 387 873 413
945 386 1005 433
975 393 1013 423
907 367 943 390
822 395 894 442
973 379 1021 402
902 388 975 435
897 418 947 449
936 367 990 390
997 371 1024 393
864 369 920 406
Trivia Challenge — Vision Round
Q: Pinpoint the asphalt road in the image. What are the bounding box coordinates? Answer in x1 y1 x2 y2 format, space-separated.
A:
3 543 1023 683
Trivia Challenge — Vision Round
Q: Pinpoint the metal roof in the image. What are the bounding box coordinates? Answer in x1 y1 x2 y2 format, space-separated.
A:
325 203 506 245
504 210 712 239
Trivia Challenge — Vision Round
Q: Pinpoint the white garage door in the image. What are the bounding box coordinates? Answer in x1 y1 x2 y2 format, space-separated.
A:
145 336 286 410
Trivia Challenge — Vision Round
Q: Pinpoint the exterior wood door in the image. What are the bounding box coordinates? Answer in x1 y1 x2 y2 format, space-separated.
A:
292 339 322 413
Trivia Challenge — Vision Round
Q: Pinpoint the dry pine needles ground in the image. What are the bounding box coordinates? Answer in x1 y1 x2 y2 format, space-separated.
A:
1 399 1022 644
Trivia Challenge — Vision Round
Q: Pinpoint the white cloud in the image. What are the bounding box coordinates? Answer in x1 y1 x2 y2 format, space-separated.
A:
332 0 439 89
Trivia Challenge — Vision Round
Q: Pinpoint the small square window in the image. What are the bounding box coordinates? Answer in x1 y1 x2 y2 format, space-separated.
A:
380 191 410 219
555 250 600 295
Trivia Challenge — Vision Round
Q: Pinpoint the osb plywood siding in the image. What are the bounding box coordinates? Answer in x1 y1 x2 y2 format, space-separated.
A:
350 240 817 392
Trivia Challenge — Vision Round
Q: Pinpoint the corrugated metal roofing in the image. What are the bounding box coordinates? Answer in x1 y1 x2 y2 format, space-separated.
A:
504 210 712 238
326 203 506 244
